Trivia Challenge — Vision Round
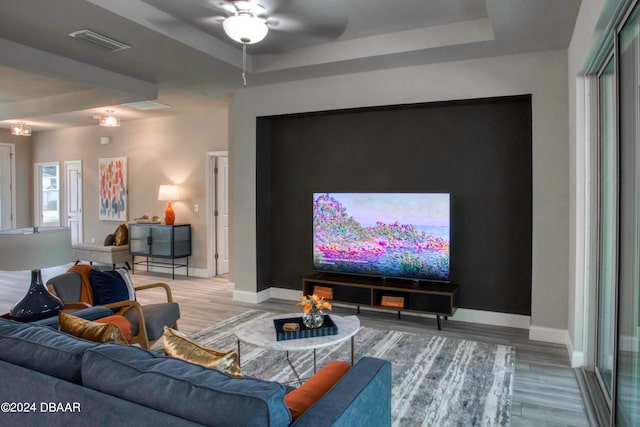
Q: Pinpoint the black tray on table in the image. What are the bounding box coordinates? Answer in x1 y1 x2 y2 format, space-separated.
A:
273 315 338 341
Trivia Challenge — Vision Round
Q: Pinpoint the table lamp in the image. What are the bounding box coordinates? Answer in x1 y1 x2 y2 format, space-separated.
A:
158 184 180 225
0 227 71 322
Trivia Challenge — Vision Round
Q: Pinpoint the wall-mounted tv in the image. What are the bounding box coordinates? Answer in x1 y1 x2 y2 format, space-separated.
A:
313 193 450 281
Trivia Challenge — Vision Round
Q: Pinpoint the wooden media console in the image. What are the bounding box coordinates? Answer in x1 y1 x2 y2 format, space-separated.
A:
302 272 458 330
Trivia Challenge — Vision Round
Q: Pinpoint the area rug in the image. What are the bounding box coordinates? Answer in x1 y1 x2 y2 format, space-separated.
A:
171 311 515 426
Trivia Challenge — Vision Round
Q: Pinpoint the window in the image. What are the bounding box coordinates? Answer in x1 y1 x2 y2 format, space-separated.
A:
35 162 60 227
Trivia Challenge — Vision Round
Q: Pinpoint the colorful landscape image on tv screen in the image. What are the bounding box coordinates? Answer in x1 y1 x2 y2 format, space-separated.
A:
313 193 450 281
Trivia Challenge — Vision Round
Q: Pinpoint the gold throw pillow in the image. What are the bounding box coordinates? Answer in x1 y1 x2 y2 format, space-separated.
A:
58 311 128 345
163 326 242 377
113 224 128 246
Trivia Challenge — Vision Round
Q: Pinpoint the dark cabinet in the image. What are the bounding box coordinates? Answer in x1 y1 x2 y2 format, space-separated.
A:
129 223 191 279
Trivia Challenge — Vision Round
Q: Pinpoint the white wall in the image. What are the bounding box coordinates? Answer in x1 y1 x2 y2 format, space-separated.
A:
232 49 570 332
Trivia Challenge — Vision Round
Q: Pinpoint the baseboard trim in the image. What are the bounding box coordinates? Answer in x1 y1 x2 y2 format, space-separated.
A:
529 325 568 345
566 334 585 367
565 331 587 368
233 288 271 304
269 287 303 301
452 308 530 329
233 286 299 303
571 351 586 368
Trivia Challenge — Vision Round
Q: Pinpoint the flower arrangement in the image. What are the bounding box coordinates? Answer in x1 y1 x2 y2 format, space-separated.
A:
297 294 332 313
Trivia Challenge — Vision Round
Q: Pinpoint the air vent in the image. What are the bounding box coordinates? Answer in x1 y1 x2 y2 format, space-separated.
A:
68 29 130 52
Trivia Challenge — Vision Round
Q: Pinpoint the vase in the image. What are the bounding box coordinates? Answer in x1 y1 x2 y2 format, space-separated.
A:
164 201 175 225
10 269 63 322
302 309 324 329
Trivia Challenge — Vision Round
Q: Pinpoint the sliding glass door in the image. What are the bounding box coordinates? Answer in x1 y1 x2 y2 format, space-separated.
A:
596 56 616 402
616 5 640 424
591 2 640 424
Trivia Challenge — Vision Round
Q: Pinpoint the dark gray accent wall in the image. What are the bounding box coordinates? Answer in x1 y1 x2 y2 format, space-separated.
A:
256 95 532 315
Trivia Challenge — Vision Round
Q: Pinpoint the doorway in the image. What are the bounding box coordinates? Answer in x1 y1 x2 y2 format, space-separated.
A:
0 143 16 230
64 160 83 244
207 151 229 276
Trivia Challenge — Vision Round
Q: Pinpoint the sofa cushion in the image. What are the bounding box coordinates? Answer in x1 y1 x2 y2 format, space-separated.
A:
0 318 98 384
59 312 129 344
82 345 292 427
163 326 241 377
285 360 351 420
90 269 131 306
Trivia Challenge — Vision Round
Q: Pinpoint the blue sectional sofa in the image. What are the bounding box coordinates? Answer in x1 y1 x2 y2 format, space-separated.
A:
0 318 391 426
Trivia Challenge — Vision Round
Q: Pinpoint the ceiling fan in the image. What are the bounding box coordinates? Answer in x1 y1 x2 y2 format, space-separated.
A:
142 0 348 84
218 1 267 85
213 0 347 85
211 0 348 46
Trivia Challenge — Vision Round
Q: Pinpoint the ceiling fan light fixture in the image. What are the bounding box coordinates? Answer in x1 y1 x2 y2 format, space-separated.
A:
223 13 268 44
10 122 31 136
99 110 120 127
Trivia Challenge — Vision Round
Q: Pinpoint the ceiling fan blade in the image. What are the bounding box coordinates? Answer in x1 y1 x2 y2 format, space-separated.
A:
263 0 347 40
207 0 237 15
238 0 347 54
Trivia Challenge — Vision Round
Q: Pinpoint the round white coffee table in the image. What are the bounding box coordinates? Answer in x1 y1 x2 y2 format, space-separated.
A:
235 312 360 383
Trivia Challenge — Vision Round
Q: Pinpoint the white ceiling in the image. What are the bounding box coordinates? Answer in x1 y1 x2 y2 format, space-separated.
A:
0 0 581 131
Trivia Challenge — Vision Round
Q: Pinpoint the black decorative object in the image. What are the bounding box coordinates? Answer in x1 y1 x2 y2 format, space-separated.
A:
10 270 63 322
0 227 71 322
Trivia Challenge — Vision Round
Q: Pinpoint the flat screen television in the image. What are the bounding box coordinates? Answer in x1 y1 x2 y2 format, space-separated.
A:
313 193 450 281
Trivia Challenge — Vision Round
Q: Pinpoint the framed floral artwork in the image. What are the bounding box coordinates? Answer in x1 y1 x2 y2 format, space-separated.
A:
99 157 128 221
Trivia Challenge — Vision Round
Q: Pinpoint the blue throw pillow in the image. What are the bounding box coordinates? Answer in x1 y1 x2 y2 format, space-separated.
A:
90 269 130 308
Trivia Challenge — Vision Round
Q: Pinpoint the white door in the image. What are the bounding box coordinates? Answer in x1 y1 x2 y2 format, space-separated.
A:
65 160 83 244
0 143 15 230
216 155 230 275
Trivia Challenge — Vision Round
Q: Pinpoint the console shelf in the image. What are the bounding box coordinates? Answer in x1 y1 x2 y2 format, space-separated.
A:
302 272 458 330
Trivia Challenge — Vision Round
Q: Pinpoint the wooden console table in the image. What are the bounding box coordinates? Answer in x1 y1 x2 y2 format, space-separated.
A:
302 273 458 330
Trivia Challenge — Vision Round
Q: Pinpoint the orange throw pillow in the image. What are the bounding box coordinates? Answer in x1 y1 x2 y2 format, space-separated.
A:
284 360 351 420
95 315 133 343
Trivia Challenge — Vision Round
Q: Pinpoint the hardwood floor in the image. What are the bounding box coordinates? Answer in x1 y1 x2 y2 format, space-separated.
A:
0 265 590 426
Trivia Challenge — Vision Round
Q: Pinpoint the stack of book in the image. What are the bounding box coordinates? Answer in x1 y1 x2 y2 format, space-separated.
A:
381 295 404 308
314 285 333 300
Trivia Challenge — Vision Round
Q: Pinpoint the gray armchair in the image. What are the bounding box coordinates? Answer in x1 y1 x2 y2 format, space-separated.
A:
46 270 179 349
